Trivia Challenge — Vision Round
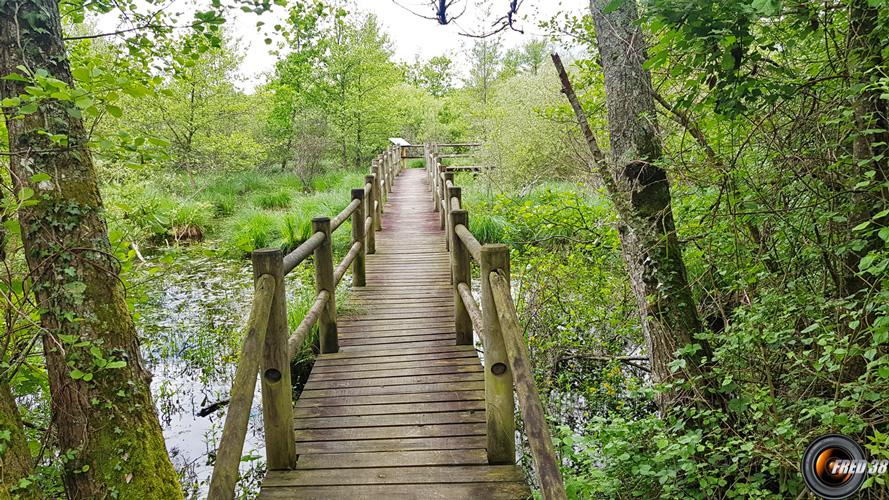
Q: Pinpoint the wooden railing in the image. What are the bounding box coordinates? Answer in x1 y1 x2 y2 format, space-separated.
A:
207 145 402 499
431 154 568 500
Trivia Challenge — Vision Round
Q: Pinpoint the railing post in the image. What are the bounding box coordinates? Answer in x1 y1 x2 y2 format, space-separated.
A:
364 174 377 253
351 188 366 286
443 173 455 251
480 244 516 464
438 162 447 230
374 159 386 208
432 155 441 212
312 217 338 354
372 164 384 224
450 208 472 346
425 144 432 191
251 249 296 470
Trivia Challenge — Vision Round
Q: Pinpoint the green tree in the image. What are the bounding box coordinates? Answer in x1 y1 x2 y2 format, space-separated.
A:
409 55 455 97
0 1 181 496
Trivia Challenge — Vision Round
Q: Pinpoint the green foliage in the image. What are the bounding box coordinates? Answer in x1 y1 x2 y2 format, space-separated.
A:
251 189 292 209
224 209 281 255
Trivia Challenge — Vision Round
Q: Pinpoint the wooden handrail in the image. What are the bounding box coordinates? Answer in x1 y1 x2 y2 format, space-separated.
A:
207 273 276 499
331 197 361 233
489 271 567 500
456 281 484 340
334 241 362 285
287 290 330 359
282 231 325 275
434 143 568 498
455 224 482 262
437 142 482 147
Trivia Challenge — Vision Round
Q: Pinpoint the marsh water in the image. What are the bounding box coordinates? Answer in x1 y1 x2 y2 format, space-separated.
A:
132 249 268 497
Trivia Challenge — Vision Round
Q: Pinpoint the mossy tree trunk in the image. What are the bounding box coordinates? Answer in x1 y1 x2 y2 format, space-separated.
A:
0 379 33 497
588 0 717 408
0 1 181 498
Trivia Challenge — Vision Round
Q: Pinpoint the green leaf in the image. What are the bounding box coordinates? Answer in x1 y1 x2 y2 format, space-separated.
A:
602 0 624 14
106 104 123 118
29 173 51 183
70 369 84 380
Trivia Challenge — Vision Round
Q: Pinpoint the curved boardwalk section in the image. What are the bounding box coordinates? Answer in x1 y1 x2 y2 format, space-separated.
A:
259 169 530 499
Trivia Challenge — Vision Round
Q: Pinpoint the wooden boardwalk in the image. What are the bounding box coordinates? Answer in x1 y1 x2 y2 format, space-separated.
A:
259 169 531 498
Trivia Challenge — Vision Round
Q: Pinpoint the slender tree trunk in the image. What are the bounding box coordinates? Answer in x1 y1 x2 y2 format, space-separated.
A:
572 0 716 407
0 2 181 498
836 0 888 381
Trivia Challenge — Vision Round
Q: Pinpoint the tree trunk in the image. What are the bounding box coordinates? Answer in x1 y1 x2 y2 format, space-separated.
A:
0 379 33 497
586 0 715 407
836 0 888 381
0 2 181 498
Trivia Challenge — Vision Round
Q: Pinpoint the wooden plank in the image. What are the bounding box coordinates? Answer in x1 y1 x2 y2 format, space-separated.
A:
311 357 479 373
295 390 485 408
293 411 484 429
338 328 457 340
304 372 483 389
308 364 481 381
339 334 456 346
293 423 485 441
317 345 474 360
293 435 487 454
294 449 487 469
339 340 456 351
312 351 478 368
299 381 485 398
263 465 524 486
259 482 531 500
293 400 484 417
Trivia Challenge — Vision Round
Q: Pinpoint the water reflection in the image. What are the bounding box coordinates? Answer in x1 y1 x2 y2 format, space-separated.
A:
132 250 264 498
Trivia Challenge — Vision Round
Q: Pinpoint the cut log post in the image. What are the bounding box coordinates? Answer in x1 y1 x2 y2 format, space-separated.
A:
443 173 455 251
489 271 567 500
450 208 472 346
479 244 515 464
251 248 296 470
351 188 366 286
432 155 441 212
425 144 432 191
207 273 275 499
438 162 447 230
372 165 384 224
447 186 461 273
312 217 338 354
364 174 377 253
